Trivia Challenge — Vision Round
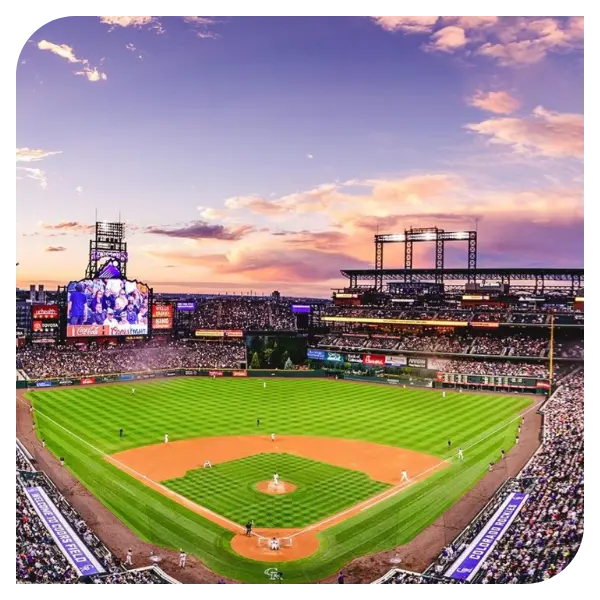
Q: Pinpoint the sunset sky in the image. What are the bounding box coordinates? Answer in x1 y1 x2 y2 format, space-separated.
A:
16 16 584 297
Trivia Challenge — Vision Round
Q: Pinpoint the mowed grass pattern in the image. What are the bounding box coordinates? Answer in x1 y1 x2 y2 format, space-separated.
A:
29 378 531 583
164 453 390 528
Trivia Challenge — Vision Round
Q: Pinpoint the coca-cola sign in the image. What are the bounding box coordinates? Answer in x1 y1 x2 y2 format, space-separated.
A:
362 354 385 366
208 370 224 377
32 305 60 320
232 370 248 377
80 377 95 385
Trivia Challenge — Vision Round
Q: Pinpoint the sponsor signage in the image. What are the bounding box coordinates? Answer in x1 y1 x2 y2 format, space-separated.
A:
363 354 385 366
24 486 105 576
233 370 248 377
446 492 528 582
385 355 407 367
325 351 343 363
291 304 311 313
36 381 52 388
32 321 59 333
80 377 95 385
225 330 244 338
119 374 135 381
334 293 358 298
387 379 399 385
16 328 26 337
32 305 60 320
462 295 490 301
184 370 197 376
165 371 177 377
471 322 500 328
194 329 243 338
176 301 196 312
322 316 469 327
307 348 326 360
536 381 551 389
208 370 224 377
346 353 363 363
152 303 174 330
67 324 148 337
407 357 428 368
427 358 450 371
59 380 74 386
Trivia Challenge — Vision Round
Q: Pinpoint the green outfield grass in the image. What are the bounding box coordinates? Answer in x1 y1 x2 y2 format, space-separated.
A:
163 453 390 528
28 378 531 583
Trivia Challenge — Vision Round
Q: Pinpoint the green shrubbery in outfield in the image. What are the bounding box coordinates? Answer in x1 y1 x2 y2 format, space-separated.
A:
29 379 529 583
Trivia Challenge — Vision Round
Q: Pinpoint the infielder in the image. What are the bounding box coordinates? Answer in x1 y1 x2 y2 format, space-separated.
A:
458 448 464 461
203 460 212 468
271 432 276 442
400 470 409 482
125 549 133 566
164 433 169 444
273 473 279 487
179 550 186 568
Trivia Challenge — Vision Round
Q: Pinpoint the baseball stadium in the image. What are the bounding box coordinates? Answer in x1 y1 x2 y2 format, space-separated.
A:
16 222 584 584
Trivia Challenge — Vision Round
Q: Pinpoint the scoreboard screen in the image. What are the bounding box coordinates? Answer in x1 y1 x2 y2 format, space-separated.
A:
438 373 548 389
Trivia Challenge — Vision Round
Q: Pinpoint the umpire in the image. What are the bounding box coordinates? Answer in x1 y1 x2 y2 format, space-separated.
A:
245 521 253 536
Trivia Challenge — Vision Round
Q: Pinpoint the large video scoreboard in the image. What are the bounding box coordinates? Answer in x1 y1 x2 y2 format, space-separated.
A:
437 372 550 389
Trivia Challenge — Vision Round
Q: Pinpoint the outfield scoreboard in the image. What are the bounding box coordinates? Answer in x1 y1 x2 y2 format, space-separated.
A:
437 373 550 389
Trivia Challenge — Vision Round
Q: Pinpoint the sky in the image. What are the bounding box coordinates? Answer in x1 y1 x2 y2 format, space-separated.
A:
16 16 584 297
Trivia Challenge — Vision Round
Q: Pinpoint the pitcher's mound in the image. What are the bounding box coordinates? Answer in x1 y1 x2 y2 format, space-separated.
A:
256 480 297 495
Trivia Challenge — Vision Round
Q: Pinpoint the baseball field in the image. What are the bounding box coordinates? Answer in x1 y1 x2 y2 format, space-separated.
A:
27 378 530 583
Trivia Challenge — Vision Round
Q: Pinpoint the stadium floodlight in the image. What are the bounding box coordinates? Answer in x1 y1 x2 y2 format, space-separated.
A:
377 234 406 242
453 232 470 239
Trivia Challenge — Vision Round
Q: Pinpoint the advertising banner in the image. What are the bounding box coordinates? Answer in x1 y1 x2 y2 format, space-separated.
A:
307 348 326 360
23 486 105 576
407 357 428 368
165 371 177 377
119 374 135 381
59 380 74 386
233 370 248 377
346 353 363 363
291 305 311 313
208 370 224 377
427 358 450 371
176 301 196 311
446 492 529 582
98 375 119 383
184 370 198 376
536 381 551 389
32 305 60 320
195 330 225 337
362 354 385 366
67 324 148 338
36 381 52 388
224 330 244 338
385 355 407 367
33 321 59 333
152 303 173 330
325 351 344 363
80 377 95 385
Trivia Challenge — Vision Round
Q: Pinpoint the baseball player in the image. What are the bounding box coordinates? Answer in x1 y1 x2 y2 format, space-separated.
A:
269 537 280 551
271 432 276 442
257 418 260 427
42 438 46 448
458 448 464 461
400 470 409 482
132 388 135 395
263 381 267 389
447 439 452 450
179 550 186 568
442 391 446 399
203 459 212 468
125 549 133 566
164 433 169 444
119 428 124 439
501 449 506 460
273 473 279 487
515 435 520 445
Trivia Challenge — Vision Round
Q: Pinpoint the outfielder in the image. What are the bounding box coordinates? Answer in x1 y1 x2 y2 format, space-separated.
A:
132 388 135 395
442 391 446 399
179 550 186 568
271 432 276 442
400 470 409 482
164 433 169 444
125 549 133 566
263 382 267 389
458 448 464 461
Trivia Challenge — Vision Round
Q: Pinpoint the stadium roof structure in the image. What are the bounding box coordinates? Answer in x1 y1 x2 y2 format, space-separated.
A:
340 267 584 291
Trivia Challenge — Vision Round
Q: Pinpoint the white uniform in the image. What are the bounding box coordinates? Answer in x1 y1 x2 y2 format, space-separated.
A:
204 460 212 468
125 550 132 566
271 433 275 442
132 388 135 394
164 434 169 444
458 449 464 461
179 552 186 567
263 382 266 388
270 538 280 550
401 470 408 482
442 391 446 398
273 473 279 486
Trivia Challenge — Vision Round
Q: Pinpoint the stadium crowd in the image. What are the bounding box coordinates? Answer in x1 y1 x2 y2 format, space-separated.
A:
192 298 296 330
380 371 584 584
16 341 246 379
443 360 549 378
16 445 174 584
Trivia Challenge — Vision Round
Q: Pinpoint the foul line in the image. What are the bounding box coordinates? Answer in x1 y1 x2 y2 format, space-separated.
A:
17 396 251 538
19 394 543 544
289 398 544 540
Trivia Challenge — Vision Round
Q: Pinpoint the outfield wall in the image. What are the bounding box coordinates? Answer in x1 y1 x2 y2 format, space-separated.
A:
17 368 326 389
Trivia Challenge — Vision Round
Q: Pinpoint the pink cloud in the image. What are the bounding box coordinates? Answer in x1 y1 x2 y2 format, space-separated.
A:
468 90 521 115
144 221 255 241
466 106 583 158
424 26 466 53
371 16 439 34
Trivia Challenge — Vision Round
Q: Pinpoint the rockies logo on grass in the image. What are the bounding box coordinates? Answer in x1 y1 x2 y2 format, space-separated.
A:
264 567 283 581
